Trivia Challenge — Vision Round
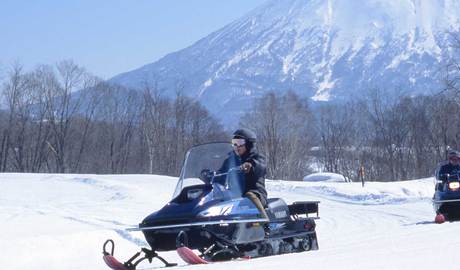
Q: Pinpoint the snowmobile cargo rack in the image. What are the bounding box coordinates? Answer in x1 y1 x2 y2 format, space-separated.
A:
288 201 320 218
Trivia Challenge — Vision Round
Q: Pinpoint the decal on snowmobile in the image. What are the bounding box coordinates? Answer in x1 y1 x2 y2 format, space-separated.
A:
274 210 288 219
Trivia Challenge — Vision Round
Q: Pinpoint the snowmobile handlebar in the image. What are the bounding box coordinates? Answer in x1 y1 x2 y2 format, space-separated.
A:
213 166 241 177
200 166 241 184
438 173 460 182
210 166 242 192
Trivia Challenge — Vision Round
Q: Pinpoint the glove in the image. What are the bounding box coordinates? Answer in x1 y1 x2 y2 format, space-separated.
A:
240 162 252 173
200 169 214 183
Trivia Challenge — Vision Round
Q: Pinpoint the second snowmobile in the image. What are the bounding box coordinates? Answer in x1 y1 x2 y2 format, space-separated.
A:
103 142 319 269
433 173 460 222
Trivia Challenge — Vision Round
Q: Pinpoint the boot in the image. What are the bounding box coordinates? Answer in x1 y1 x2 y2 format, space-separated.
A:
245 191 269 220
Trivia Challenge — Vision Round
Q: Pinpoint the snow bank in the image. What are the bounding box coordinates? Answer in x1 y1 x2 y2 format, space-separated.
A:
268 178 434 205
303 172 348 182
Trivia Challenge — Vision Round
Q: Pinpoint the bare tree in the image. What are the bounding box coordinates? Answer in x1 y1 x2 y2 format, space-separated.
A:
1 63 28 171
361 89 411 180
240 91 315 180
316 101 359 179
93 85 140 173
44 60 100 173
142 84 171 174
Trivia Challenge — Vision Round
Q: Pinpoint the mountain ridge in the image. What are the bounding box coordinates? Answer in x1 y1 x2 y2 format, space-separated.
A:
110 0 460 122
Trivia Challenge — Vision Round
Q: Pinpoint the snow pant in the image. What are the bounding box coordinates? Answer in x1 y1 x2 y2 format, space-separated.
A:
245 191 269 220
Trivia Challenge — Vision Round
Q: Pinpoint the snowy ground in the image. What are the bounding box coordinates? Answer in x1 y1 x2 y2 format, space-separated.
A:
1 173 459 270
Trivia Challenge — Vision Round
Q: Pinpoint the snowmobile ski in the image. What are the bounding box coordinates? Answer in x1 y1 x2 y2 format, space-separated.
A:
102 239 177 270
103 254 129 270
177 247 209 264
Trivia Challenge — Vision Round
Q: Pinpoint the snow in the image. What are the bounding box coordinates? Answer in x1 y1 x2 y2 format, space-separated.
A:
1 172 459 270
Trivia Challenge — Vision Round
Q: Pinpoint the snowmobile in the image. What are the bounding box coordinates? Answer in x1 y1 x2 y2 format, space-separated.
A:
433 173 460 222
103 142 319 269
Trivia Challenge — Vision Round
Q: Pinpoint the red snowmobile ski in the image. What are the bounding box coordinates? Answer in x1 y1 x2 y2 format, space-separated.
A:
176 247 209 264
102 239 177 270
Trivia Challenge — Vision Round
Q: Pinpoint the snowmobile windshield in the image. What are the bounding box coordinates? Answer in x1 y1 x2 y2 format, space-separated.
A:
172 142 245 201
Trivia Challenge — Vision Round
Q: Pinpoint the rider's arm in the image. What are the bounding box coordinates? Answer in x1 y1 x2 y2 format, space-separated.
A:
247 154 267 177
436 164 449 181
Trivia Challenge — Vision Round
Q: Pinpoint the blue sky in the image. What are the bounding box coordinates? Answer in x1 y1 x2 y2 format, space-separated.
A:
0 0 266 79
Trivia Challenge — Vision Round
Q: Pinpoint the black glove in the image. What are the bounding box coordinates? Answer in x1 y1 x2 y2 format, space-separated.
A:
200 169 214 183
438 174 448 181
240 162 252 173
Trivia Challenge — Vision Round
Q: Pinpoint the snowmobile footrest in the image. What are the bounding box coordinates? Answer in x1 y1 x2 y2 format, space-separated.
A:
102 239 177 270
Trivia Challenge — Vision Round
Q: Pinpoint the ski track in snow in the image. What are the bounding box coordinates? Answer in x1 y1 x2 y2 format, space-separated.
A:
1 173 459 270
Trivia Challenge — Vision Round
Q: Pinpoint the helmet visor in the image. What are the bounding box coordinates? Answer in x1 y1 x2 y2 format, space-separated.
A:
231 138 246 148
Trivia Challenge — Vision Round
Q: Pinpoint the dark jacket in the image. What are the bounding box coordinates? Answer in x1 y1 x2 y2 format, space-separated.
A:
240 147 268 206
218 147 268 206
436 161 460 180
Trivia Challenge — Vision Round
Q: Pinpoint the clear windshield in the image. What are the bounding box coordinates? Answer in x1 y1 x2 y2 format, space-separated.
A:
172 142 244 200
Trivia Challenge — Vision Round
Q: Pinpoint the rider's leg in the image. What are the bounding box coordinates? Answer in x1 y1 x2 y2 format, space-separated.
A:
245 191 269 220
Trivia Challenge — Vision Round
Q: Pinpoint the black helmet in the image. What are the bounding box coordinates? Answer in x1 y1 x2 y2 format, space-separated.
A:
448 150 460 159
232 128 257 150
232 128 257 142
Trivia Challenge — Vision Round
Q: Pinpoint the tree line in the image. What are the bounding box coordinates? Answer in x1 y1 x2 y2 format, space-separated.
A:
239 33 460 182
244 89 460 182
2 43 459 182
0 61 226 175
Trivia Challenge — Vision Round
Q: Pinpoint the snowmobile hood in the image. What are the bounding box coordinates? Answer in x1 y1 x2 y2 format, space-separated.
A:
141 198 216 227
435 191 460 201
141 197 262 228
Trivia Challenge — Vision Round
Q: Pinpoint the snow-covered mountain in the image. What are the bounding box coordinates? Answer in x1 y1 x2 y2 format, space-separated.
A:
110 0 460 122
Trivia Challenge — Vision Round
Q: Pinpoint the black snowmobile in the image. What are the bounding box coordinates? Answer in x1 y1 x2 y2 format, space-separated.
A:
433 173 460 222
103 142 319 269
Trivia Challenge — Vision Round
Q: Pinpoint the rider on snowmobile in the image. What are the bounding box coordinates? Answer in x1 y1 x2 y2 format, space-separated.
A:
436 150 460 181
215 128 269 220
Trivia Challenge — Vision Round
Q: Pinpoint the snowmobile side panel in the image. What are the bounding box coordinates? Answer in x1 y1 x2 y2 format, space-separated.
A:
129 217 269 231
231 222 265 244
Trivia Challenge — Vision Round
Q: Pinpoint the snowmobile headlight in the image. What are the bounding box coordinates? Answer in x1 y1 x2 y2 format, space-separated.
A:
198 202 234 217
448 181 460 191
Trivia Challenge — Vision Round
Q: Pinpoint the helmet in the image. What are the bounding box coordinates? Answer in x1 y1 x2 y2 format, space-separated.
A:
232 128 257 142
232 128 257 150
448 150 460 159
